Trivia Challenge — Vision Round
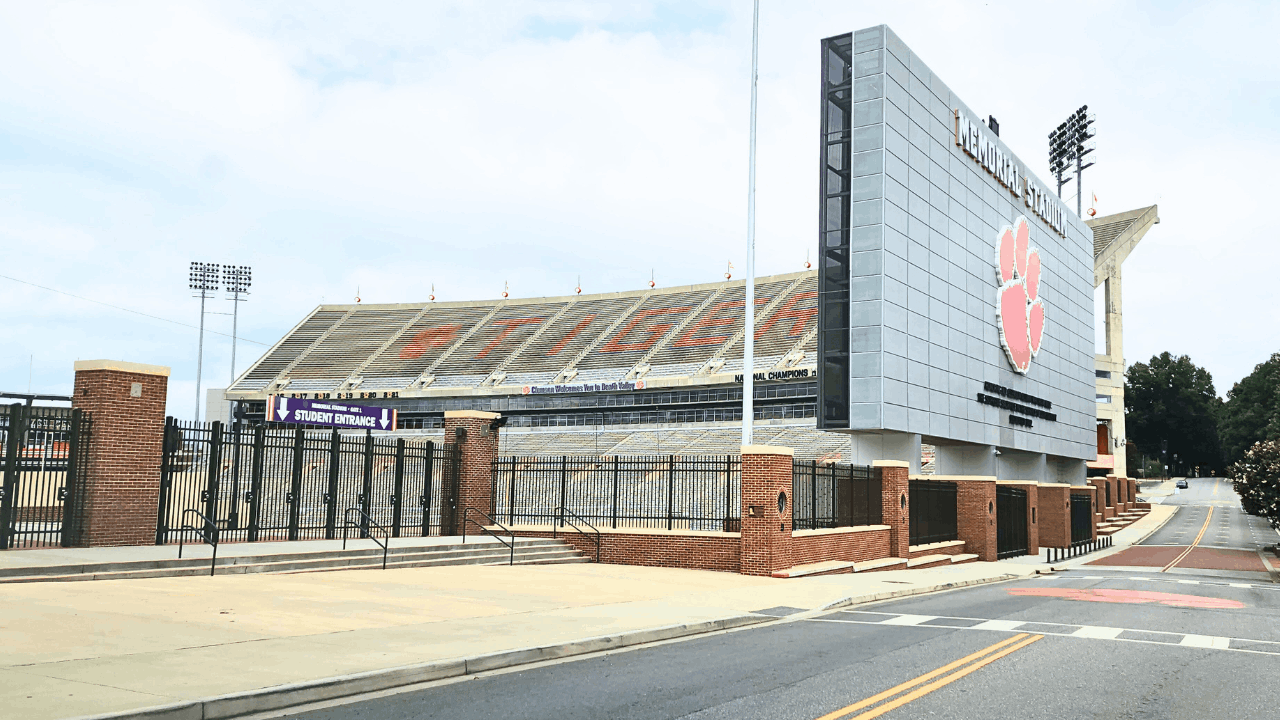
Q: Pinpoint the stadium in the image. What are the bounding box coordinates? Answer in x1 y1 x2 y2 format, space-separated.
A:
223 270 854 460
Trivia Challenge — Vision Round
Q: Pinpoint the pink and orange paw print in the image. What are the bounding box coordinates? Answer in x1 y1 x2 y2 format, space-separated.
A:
995 216 1044 374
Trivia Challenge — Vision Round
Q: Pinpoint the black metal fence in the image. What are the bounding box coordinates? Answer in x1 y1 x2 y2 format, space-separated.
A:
996 485 1028 559
158 419 458 545
1070 492 1093 545
0 404 92 549
909 479 957 546
791 460 881 530
491 455 740 532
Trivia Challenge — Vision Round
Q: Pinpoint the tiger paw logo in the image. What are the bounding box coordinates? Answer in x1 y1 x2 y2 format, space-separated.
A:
995 216 1045 374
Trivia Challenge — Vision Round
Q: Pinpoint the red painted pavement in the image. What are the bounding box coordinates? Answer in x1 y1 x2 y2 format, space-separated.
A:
1009 587 1245 609
1086 546 1183 567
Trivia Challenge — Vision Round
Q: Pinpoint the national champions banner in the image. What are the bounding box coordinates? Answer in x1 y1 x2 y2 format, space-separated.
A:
267 395 398 431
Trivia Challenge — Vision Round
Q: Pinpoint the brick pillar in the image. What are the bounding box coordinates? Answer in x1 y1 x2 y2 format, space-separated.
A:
71 360 169 547
1089 477 1115 519
954 478 997 562
1072 486 1099 540
1000 481 1039 555
1036 483 1071 548
1107 474 1124 512
739 445 794 577
1129 478 1138 506
875 460 910 558
442 410 500 532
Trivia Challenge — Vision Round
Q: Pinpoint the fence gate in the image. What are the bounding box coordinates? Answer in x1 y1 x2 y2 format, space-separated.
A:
0 404 92 549
157 419 458 544
1070 493 1093 545
995 486 1028 559
909 479 957 546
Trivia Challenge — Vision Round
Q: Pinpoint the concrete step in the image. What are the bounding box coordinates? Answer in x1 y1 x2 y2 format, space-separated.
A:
906 554 953 569
0 539 587 583
907 540 966 559
950 553 979 565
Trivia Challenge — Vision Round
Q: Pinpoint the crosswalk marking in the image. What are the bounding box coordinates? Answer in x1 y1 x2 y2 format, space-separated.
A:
817 611 1263 656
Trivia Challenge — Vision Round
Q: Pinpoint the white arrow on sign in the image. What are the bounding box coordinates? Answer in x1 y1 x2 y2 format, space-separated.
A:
380 408 389 429
277 397 291 421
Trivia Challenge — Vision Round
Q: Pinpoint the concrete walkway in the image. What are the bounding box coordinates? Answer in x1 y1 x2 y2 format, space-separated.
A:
0 557 1042 720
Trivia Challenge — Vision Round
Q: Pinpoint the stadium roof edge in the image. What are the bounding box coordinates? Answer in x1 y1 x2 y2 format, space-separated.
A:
311 269 816 313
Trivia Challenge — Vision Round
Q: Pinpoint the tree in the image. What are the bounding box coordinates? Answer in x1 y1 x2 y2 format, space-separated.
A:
1125 352 1222 475
1230 439 1280 530
1218 352 1280 466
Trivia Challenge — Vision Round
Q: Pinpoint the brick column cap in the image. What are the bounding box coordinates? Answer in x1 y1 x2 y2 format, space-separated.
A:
872 460 909 468
741 444 793 456
1070 486 1097 493
73 359 170 377
909 474 996 482
444 410 500 420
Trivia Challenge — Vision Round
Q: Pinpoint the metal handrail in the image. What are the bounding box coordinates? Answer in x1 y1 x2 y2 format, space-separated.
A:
177 508 219 576
342 507 391 570
554 506 601 563
461 507 515 565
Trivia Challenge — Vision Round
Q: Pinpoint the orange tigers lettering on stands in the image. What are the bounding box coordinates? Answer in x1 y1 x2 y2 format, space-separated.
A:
399 324 463 360
600 306 690 353
475 317 545 359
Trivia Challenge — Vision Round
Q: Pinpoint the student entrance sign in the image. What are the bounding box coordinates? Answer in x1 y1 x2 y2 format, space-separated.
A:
267 395 397 431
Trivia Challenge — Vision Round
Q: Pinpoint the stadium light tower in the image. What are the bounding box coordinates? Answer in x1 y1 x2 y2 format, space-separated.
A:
223 265 252 423
189 262 220 424
742 0 760 446
1048 105 1096 216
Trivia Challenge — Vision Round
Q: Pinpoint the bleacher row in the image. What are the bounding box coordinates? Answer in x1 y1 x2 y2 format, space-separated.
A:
398 422 851 462
230 271 819 396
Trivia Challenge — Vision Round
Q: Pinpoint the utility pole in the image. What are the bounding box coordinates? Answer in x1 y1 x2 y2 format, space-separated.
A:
742 0 760 446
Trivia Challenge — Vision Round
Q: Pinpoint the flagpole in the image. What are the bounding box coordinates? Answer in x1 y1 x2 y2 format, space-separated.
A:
742 0 760 448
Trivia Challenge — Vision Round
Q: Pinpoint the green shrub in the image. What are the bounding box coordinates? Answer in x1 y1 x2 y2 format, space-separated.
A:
1230 439 1280 531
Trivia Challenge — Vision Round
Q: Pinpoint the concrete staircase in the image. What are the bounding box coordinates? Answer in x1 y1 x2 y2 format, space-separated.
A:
0 538 588 584
1097 508 1150 536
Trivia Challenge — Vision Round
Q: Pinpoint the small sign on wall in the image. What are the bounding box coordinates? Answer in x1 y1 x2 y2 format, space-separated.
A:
130 382 142 398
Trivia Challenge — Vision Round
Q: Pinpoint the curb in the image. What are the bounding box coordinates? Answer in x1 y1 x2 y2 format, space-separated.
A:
70 614 767 720
817 572 1024 612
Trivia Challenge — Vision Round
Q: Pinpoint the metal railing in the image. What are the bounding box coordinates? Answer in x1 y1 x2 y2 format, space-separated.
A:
554 505 601 563
177 508 220 576
1047 535 1112 563
492 455 740 533
792 460 880 530
0 404 92 550
341 507 391 570
158 419 458 545
461 507 515 565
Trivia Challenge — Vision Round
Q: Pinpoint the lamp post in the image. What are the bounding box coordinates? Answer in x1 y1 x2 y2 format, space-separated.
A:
223 265 252 424
189 262 221 425
1048 105 1096 216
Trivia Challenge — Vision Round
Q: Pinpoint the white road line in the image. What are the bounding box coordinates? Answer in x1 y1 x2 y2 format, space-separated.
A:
1073 626 1124 639
1180 634 1230 649
971 620 1025 631
879 614 936 626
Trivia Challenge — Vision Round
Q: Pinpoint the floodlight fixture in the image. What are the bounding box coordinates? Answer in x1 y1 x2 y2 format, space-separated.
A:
1047 105 1096 216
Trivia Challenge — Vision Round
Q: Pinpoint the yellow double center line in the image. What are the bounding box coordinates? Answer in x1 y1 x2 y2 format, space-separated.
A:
1162 507 1213 572
815 633 1044 720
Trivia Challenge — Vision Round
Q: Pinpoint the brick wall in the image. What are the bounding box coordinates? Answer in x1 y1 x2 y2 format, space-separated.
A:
739 445 794 577
953 478 997 562
507 527 740 572
71 360 169 547
876 461 910 558
790 527 890 566
444 410 500 529
1037 484 1071 548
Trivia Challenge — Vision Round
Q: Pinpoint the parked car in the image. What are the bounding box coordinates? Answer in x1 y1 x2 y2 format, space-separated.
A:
1176 479 1189 489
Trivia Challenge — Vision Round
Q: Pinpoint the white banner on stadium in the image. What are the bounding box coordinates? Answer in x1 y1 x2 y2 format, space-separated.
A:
522 380 646 395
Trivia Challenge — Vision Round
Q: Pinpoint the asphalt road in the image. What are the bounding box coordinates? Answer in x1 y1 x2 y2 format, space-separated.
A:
1142 477 1278 550
284 569 1280 720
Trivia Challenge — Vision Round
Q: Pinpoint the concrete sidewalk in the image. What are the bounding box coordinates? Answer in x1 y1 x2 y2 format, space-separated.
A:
1 559 1042 720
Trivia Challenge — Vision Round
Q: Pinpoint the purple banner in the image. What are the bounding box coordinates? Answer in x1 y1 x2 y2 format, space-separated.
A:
267 395 397 431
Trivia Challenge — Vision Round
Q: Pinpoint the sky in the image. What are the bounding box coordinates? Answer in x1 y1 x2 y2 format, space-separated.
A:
1 1 1278 419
